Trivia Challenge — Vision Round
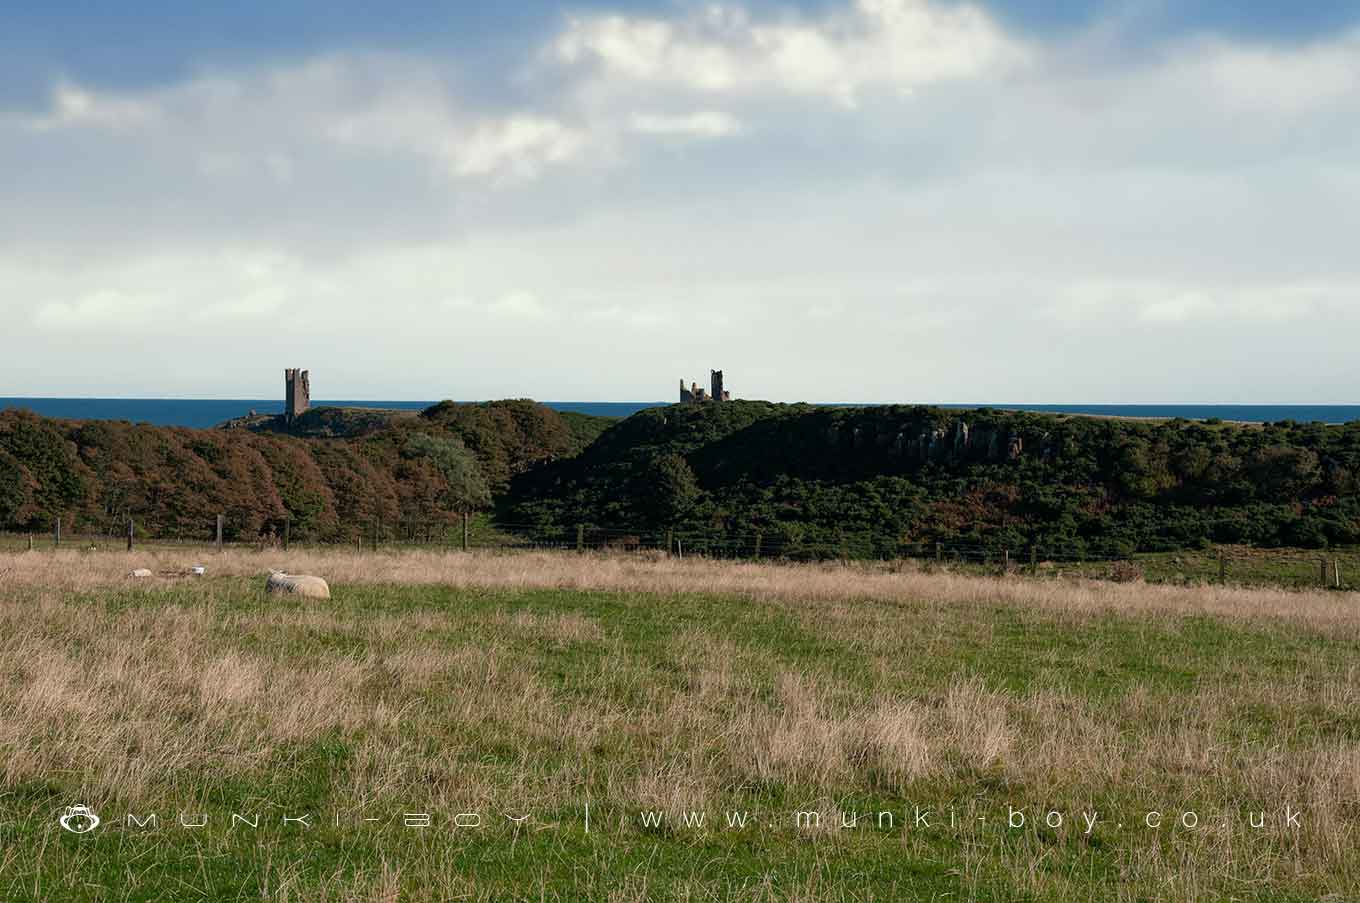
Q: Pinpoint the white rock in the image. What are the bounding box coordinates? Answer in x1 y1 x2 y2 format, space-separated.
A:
265 572 331 599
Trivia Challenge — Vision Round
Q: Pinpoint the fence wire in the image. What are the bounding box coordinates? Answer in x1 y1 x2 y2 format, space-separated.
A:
2 515 1357 591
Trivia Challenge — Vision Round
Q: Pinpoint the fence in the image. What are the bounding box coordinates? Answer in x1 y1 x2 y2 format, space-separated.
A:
2 514 1357 592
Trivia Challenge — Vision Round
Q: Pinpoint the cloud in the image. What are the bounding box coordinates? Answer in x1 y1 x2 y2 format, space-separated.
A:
9 55 594 185
1047 281 1343 326
487 291 553 319
451 117 588 178
20 83 161 132
326 88 590 181
2 3 1359 401
629 111 742 138
554 0 1025 105
33 289 170 331
1138 291 1219 324
1193 32 1360 114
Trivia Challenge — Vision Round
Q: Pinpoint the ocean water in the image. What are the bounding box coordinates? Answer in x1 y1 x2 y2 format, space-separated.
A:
1 398 1357 429
0 398 664 429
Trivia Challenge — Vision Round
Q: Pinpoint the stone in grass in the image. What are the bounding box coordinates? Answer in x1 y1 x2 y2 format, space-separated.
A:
265 571 331 600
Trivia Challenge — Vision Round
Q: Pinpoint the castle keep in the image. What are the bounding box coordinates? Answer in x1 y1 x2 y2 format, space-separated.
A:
680 370 730 404
284 368 310 422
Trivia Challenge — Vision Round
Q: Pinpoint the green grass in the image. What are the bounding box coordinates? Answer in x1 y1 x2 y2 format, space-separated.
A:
0 576 1356 901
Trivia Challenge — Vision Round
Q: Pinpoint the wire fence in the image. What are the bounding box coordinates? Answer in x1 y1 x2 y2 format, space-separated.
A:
3 512 1359 592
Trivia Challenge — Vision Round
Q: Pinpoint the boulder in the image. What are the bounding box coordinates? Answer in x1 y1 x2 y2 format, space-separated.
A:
265 572 331 599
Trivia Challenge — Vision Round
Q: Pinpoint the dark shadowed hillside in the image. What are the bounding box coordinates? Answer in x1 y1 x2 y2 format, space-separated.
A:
506 402 1360 556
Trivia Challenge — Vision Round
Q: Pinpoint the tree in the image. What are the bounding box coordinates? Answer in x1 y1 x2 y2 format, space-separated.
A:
400 433 491 513
645 453 700 524
1246 447 1321 501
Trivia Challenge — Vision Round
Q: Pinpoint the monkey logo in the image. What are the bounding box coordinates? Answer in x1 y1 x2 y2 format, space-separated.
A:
59 805 101 834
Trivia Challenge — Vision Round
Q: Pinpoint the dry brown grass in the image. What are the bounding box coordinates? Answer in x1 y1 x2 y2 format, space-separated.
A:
3 546 1358 633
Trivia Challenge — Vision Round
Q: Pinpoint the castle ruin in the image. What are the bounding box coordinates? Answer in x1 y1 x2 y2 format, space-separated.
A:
284 368 310 422
680 370 730 404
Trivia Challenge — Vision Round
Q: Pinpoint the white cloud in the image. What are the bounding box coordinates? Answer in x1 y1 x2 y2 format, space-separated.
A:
8 55 594 184
583 303 675 329
1048 281 1342 326
1138 291 1219 324
20 83 161 132
451 116 588 179
630 111 743 138
487 291 554 319
34 289 170 331
1194 32 1360 114
330 104 589 180
554 0 1025 105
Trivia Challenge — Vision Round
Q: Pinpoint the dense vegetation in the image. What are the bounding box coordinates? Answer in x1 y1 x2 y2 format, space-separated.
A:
506 402 1360 557
4 399 1358 556
0 401 608 542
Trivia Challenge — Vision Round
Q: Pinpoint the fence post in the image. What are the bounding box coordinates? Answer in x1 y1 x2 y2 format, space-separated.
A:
283 516 290 551
576 524 584 553
665 528 674 559
1030 546 1038 573
54 517 61 548
935 542 942 564
374 519 380 552
216 514 224 553
754 532 763 559
462 512 470 552
1322 559 1330 588
1335 560 1343 590
1218 551 1227 584
127 518 134 552
27 533 33 552
1003 549 1010 573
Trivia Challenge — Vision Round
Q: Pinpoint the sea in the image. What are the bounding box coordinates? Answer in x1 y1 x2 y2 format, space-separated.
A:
1 399 1358 429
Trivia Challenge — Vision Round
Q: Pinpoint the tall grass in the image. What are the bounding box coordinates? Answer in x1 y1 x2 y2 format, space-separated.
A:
0 549 1356 900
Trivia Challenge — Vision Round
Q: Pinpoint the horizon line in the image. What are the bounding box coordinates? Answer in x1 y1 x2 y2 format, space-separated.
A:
3 396 1358 408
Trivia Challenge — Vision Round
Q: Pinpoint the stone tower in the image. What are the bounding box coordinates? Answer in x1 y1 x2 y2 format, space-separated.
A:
284 368 310 422
710 369 725 403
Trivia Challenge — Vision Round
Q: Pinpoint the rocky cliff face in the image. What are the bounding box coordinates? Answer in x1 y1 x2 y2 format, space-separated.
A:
831 418 1042 465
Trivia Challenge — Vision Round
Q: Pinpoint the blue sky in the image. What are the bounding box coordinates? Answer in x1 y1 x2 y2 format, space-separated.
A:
3 0 1359 401
5 0 1356 105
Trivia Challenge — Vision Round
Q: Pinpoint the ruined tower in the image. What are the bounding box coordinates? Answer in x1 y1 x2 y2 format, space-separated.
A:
284 368 310 422
680 370 731 403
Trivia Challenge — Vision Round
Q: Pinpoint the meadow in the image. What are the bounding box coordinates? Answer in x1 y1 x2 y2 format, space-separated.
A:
0 549 1357 901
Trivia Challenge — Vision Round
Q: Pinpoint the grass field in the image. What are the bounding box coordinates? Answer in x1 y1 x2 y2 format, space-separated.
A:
1 550 1357 901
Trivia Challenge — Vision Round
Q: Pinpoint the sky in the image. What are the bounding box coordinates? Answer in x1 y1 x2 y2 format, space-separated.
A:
3 1 1359 403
